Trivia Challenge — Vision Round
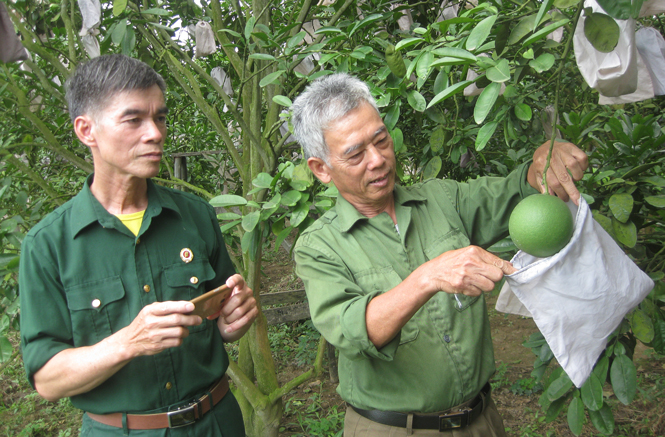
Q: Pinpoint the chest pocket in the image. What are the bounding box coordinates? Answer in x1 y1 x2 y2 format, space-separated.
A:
66 276 129 347
354 266 419 345
163 260 217 333
423 228 480 312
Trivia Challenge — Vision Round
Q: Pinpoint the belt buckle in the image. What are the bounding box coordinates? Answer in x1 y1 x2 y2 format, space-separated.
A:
439 408 470 431
167 402 197 428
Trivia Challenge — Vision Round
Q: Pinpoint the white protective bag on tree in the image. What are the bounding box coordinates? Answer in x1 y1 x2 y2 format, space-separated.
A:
635 27 665 95
195 21 217 58
496 197 654 387
573 0 638 97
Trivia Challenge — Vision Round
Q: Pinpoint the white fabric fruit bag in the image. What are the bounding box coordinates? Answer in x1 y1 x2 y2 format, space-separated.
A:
496 197 654 387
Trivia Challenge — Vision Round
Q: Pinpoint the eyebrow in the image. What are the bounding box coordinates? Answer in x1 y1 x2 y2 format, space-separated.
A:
341 126 387 156
120 106 169 118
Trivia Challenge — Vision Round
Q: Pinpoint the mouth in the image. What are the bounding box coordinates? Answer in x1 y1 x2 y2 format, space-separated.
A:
142 152 163 161
368 173 391 187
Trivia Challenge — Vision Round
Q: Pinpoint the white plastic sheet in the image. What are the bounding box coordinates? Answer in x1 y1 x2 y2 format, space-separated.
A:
573 0 638 97
496 198 654 387
195 21 216 58
636 27 665 95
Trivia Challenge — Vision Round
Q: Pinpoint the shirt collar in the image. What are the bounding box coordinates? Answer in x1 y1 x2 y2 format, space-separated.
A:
70 175 181 237
335 184 428 233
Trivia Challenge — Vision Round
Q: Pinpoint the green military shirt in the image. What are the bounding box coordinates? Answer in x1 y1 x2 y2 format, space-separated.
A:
294 162 538 413
19 177 236 417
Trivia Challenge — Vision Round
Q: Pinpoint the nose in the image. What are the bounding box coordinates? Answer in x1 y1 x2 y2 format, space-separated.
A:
144 118 165 143
366 143 386 170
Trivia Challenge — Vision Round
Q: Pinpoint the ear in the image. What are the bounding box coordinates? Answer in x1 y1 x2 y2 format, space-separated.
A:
307 157 332 184
73 115 97 148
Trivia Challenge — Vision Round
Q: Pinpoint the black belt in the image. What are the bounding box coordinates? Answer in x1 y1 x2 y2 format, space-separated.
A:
350 382 490 431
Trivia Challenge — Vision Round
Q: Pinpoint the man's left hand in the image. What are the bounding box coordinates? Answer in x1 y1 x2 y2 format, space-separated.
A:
527 140 588 205
208 274 258 342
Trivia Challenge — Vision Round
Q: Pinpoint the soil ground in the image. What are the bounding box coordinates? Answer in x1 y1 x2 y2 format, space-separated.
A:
1 245 664 436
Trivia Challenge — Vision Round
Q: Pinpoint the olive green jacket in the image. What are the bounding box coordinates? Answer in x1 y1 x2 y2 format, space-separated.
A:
294 163 537 413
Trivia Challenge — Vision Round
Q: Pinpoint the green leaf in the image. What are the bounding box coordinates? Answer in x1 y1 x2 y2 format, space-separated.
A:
430 127 446 154
423 156 442 180
216 212 242 221
259 70 286 87
407 90 427 112
433 70 449 95
289 203 309 227
112 20 127 45
431 47 478 62
427 81 472 108
631 309 655 343
529 53 556 73
466 15 498 51
567 396 585 435
589 404 615 435
581 373 604 411
645 195 665 208
395 37 423 52
280 190 302 206
653 319 665 355
263 193 282 210
596 0 634 20
384 104 400 131
523 19 570 47
242 210 261 232
140 8 172 15
252 172 274 189
593 356 610 382
555 0 580 7
508 14 538 45
514 103 533 121
486 59 510 83
584 13 620 53
249 53 276 61
0 336 12 363
113 0 127 16
272 95 292 107
612 218 637 247
121 28 136 55
609 193 634 222
474 82 501 124
416 51 434 79
210 194 248 208
610 354 637 404
475 121 499 151
534 0 556 31
220 219 241 233
287 31 307 48
244 16 256 41
546 372 573 401
546 396 567 422
392 128 405 154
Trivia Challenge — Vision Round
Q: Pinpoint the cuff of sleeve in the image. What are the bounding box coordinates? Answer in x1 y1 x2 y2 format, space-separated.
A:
22 339 71 389
518 160 540 197
339 292 399 361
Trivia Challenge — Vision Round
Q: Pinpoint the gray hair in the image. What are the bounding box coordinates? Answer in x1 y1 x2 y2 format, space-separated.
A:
291 73 379 163
65 54 166 124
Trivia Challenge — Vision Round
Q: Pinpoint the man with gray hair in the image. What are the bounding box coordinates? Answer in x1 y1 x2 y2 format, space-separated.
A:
291 73 588 436
19 54 257 435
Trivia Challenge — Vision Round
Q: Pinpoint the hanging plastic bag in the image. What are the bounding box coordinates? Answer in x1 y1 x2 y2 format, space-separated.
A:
496 197 654 388
635 27 665 95
195 21 216 58
573 0 638 97
0 2 28 63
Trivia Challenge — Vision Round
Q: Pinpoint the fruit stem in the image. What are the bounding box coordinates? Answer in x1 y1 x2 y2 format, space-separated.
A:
541 1 585 194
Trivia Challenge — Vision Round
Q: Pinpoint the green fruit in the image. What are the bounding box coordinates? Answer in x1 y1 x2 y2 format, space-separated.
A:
385 44 407 78
509 194 574 257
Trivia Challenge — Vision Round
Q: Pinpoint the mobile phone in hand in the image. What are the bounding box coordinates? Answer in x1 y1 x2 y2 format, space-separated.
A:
188 284 231 319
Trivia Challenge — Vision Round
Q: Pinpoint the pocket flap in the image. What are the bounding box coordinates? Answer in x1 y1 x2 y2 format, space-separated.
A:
164 260 216 289
66 276 126 312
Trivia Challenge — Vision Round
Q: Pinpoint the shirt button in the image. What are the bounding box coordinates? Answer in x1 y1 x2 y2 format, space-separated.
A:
136 238 141 244
444 334 451 343
190 276 199 285
165 382 172 390
143 285 150 293
91 299 101 308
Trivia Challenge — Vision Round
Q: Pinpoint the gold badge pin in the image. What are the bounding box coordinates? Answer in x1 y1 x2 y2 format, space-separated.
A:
180 248 194 263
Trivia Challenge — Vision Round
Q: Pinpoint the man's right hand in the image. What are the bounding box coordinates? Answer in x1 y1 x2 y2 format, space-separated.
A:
119 301 202 357
421 245 516 297
33 301 201 401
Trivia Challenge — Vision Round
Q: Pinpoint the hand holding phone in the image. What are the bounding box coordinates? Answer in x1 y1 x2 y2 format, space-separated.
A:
188 284 232 319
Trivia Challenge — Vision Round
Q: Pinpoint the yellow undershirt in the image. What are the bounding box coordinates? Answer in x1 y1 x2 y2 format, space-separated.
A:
116 210 145 236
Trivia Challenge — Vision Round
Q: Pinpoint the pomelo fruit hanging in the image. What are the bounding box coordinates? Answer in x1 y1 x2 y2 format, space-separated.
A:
509 194 574 257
